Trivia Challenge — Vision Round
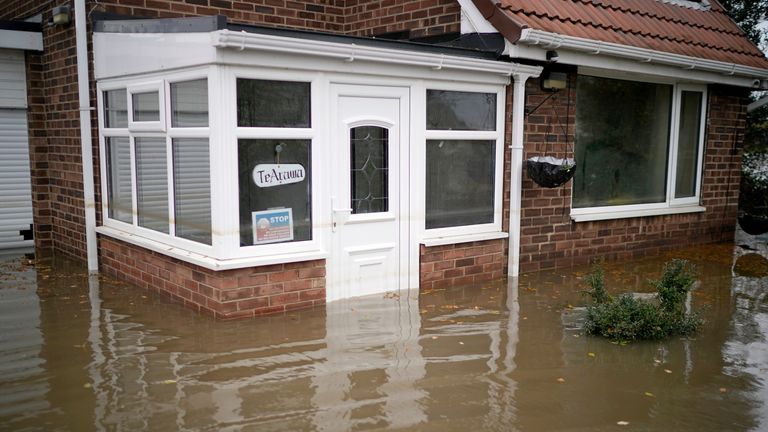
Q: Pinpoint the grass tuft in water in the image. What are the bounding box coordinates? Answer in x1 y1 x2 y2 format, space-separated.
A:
583 259 702 342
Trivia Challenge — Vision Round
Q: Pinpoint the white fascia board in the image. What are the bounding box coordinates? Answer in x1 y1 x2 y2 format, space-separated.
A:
457 0 497 34
508 29 768 87
748 96 768 112
212 29 539 82
93 32 218 80
0 29 42 51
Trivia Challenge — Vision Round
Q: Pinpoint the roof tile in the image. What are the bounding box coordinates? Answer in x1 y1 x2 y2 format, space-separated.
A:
498 0 768 69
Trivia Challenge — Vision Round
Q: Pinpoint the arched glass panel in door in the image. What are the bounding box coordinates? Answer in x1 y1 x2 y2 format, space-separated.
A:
350 126 389 214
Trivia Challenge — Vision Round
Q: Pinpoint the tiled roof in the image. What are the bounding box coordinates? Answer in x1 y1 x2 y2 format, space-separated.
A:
493 0 768 69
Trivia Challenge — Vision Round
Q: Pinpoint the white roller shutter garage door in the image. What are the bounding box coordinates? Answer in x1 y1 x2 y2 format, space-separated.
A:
0 49 33 250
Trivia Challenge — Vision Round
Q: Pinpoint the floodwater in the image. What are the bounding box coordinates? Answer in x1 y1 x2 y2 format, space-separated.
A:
1 232 768 431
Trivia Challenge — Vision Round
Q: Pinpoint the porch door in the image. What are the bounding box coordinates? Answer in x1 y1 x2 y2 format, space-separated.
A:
328 84 409 302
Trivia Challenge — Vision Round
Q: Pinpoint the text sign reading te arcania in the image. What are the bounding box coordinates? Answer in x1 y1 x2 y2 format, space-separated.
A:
252 164 306 188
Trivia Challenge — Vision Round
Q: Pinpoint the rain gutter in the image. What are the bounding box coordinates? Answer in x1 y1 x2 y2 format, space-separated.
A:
212 29 524 76
75 0 99 273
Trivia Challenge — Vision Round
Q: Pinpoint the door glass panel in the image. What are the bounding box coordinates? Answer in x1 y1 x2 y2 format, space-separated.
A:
350 126 388 214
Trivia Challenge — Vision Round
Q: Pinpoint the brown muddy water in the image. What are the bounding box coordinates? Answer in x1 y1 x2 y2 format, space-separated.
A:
1 232 768 431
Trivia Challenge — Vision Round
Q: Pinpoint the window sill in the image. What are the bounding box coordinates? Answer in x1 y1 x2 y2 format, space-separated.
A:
421 231 508 247
96 226 327 271
570 205 706 223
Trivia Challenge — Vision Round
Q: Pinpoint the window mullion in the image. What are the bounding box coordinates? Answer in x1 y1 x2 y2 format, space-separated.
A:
667 86 682 205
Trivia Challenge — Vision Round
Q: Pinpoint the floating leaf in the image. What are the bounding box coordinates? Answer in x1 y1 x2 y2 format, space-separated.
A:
644 392 655 397
664 369 672 374
83 383 92 389
617 421 629 426
162 379 177 385
587 352 596 358
556 378 565 383
719 387 728 393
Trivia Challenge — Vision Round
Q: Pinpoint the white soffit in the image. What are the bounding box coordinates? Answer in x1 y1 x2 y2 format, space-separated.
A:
0 29 42 51
506 29 768 88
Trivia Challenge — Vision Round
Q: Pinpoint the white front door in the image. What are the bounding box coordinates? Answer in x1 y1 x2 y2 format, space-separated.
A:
328 85 409 302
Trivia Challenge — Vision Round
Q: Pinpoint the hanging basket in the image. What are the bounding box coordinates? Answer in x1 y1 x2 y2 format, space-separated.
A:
738 213 768 236
525 156 576 188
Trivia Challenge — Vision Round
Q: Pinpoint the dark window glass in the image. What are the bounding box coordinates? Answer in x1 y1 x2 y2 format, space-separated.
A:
238 139 312 245
351 126 389 214
171 79 208 127
573 75 672 208
132 91 160 122
427 90 496 131
106 137 132 223
135 137 168 233
237 79 310 128
674 91 703 199
173 138 211 245
104 89 128 128
426 140 495 229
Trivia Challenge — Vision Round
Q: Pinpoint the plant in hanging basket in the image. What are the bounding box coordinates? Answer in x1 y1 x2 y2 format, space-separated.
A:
525 156 576 188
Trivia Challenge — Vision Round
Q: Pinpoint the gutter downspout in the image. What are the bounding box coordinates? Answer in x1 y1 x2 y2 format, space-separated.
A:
75 0 98 273
508 72 537 278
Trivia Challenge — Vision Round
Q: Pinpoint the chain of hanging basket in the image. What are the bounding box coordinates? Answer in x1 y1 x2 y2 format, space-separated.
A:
524 85 576 189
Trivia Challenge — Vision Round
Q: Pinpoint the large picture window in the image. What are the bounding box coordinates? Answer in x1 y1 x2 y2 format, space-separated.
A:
425 89 501 232
573 75 706 217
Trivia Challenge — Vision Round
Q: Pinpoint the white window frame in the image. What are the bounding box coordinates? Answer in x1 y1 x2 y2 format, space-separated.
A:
221 66 324 261
97 68 215 257
421 84 507 243
127 81 166 132
570 72 707 222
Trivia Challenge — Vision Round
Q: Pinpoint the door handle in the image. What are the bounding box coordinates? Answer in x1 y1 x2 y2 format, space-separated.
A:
331 196 352 232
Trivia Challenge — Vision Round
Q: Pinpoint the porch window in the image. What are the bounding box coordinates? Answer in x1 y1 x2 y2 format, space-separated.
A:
572 75 706 219
236 79 312 246
100 77 212 245
425 90 502 232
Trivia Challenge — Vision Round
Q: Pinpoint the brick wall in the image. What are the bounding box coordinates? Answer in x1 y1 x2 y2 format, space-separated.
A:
343 0 460 37
516 71 747 272
419 239 506 291
100 237 326 319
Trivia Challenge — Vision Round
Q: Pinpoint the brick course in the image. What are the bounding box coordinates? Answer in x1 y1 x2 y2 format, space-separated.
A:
100 236 326 319
420 239 506 291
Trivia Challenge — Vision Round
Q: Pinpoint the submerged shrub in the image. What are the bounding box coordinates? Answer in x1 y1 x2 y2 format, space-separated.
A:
583 259 702 342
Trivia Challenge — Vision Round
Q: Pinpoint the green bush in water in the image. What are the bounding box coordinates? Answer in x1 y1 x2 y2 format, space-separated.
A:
583 259 702 342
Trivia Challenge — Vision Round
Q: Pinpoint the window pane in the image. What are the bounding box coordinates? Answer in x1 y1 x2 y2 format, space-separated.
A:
237 79 310 127
427 90 496 131
104 89 127 128
351 126 388 214
573 76 672 208
106 137 132 223
135 137 168 233
173 139 211 245
426 140 495 229
171 79 208 127
674 91 703 199
238 139 311 245
132 91 160 122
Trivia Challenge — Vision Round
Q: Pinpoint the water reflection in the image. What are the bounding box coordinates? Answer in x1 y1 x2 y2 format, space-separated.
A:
1 231 768 430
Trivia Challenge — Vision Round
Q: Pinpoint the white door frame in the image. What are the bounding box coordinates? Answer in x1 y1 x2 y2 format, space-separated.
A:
327 83 411 302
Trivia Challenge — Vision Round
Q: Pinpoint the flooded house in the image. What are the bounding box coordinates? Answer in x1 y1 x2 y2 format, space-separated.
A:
0 0 766 318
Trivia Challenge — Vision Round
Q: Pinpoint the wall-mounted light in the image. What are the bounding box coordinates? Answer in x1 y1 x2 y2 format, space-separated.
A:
541 70 567 91
51 4 71 26
546 50 559 63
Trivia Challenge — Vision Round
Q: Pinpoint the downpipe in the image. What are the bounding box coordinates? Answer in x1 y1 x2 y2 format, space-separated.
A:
75 0 98 273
